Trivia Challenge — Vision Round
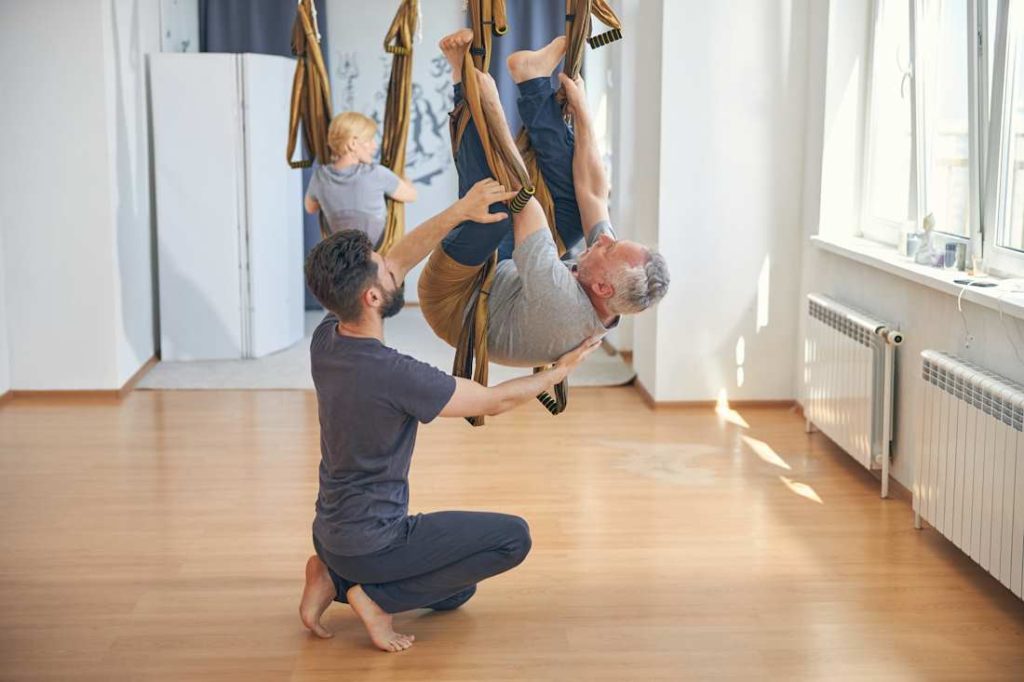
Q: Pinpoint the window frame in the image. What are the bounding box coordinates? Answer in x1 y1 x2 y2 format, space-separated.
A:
860 0 918 245
983 0 1024 276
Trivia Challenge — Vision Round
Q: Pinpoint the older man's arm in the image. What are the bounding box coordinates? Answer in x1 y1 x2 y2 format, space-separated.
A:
559 74 611 239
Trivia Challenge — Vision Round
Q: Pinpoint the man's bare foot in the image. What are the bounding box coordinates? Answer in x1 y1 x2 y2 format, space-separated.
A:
347 585 415 653
299 555 336 639
507 36 567 83
439 28 473 84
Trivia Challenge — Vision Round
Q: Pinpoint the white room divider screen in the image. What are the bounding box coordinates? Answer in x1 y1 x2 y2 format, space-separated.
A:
151 53 304 361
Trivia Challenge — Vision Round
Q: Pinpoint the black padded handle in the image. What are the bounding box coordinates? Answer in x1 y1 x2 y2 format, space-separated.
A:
587 27 622 49
509 186 536 213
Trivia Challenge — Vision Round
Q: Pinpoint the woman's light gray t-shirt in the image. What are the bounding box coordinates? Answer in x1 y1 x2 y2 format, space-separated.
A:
306 163 401 245
486 222 619 367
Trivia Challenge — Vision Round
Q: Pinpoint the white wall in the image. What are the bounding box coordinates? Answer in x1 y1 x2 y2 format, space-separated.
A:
106 0 162 384
611 0 663 374
620 0 810 402
326 0 463 302
588 16 632 351
0 0 160 390
797 0 1024 490
159 0 198 53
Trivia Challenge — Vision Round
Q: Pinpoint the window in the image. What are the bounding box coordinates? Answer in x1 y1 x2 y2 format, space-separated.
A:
986 0 1024 274
863 0 978 245
862 0 915 244
861 0 1024 275
919 0 973 238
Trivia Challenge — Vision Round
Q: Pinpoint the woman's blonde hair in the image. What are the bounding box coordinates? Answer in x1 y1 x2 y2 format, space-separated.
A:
327 112 377 161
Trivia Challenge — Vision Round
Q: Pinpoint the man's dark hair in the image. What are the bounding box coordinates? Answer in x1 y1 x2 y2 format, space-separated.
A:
305 230 379 322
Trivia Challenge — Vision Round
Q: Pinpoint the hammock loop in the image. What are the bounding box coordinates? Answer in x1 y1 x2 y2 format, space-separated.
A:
286 0 332 169
377 0 420 254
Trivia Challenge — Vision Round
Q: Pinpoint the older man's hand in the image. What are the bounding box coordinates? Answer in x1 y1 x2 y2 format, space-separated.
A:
558 73 588 119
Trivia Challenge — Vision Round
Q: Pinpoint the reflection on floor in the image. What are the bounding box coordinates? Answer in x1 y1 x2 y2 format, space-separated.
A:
138 307 635 390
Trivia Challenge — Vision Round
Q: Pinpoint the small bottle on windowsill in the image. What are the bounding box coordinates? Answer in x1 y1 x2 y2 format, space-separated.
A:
899 220 917 257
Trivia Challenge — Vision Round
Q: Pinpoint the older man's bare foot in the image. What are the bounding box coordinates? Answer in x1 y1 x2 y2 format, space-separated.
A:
299 555 336 639
507 36 567 83
439 28 473 84
347 585 415 653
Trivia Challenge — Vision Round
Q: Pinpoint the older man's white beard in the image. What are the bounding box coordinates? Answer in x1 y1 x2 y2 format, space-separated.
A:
576 258 597 287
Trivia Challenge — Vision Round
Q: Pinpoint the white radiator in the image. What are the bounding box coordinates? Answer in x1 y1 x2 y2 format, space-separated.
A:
914 351 1024 599
804 294 903 497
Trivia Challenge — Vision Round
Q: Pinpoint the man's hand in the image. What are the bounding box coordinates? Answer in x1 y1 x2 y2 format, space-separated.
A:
456 178 518 225
553 335 602 379
440 334 603 419
385 180 515 282
559 73 588 120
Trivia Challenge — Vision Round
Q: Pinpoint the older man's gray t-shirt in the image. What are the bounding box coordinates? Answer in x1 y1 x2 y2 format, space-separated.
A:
306 163 401 245
310 314 456 556
486 222 618 367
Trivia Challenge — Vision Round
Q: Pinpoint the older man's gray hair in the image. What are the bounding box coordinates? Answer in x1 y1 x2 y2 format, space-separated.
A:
608 251 670 315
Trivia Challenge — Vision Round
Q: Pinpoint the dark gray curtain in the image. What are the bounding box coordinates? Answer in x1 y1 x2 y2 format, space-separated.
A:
199 0 300 54
488 0 564 133
200 0 328 309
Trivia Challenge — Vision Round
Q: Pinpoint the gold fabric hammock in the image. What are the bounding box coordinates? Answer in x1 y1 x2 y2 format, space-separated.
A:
515 0 623 255
286 0 333 239
286 0 332 170
377 0 420 255
421 0 623 425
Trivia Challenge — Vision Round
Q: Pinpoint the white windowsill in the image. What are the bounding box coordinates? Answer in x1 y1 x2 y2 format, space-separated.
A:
811 235 1024 321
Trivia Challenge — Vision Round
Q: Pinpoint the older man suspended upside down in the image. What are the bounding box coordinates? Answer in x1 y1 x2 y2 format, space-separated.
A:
419 29 670 369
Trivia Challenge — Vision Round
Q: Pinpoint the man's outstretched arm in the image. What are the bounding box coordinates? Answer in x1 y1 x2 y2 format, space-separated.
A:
439 335 600 418
560 74 611 238
386 179 516 283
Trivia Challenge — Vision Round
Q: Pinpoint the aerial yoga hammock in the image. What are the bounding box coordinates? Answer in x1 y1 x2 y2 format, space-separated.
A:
286 0 419 250
417 0 622 426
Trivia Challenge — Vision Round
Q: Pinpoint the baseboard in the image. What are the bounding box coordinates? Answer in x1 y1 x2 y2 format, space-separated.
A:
119 356 158 397
634 379 797 410
9 356 157 401
10 389 124 401
634 378 656 407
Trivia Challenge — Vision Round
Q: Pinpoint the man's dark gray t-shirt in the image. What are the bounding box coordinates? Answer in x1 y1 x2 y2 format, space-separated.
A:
310 314 456 556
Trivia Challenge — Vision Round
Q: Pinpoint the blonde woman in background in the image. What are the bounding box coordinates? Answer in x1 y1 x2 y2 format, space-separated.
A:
305 112 418 246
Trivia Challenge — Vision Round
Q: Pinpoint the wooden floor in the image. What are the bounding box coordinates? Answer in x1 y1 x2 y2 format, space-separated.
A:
2 388 1023 681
